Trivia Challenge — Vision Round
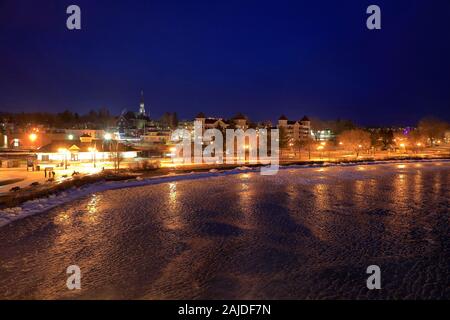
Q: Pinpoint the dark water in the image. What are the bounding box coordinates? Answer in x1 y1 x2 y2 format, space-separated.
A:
0 162 449 299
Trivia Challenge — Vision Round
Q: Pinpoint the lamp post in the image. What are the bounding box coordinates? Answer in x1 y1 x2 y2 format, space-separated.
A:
103 133 112 163
416 142 423 154
58 148 68 170
321 142 328 160
358 144 363 158
399 143 406 154
28 133 38 150
317 145 324 159
89 147 97 168
29 133 37 143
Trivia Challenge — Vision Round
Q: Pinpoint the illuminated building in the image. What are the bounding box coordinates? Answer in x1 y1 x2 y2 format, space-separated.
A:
277 115 311 141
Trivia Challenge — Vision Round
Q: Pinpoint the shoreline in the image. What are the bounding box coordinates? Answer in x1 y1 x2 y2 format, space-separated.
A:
0 156 449 228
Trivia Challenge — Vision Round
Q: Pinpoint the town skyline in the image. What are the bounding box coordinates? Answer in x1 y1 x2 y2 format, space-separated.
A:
1 0 450 126
1 98 445 129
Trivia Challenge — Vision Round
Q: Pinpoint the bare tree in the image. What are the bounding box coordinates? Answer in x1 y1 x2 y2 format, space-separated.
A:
392 132 409 151
109 140 124 173
304 137 315 160
408 130 426 153
418 117 449 145
294 137 315 160
293 139 303 159
338 129 371 157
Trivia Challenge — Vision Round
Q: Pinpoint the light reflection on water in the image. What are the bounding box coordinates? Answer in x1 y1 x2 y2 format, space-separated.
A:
237 173 258 230
413 170 423 205
0 162 448 299
169 182 177 205
310 183 333 241
164 182 183 230
84 194 101 224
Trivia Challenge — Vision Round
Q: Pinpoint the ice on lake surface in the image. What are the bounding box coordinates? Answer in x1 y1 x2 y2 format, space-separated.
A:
0 161 449 299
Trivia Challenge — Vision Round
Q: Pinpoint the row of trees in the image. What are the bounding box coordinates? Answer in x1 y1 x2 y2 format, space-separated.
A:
417 117 449 145
280 117 449 158
0 108 117 130
1 109 182 131
334 117 449 157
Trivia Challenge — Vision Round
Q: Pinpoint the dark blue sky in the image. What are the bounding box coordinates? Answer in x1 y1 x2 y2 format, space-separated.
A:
0 0 449 125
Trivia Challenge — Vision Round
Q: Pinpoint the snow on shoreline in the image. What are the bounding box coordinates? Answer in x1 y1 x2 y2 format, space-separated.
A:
0 158 449 228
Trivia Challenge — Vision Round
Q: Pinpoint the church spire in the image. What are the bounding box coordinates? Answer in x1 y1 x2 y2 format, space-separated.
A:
139 89 146 116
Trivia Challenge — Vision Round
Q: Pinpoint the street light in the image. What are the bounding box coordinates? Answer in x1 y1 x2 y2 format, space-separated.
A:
317 145 324 159
88 147 97 168
29 133 37 143
58 148 69 169
102 133 113 163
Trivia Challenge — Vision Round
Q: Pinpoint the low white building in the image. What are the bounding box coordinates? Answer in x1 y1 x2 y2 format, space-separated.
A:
36 138 138 164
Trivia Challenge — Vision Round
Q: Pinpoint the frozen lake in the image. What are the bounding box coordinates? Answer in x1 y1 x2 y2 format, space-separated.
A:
0 161 449 299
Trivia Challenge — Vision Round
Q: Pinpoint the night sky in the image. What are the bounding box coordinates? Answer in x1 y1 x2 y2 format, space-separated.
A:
0 0 449 126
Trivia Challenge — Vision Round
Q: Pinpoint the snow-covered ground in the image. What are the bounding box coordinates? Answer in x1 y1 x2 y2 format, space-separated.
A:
0 168 45 193
0 160 448 299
